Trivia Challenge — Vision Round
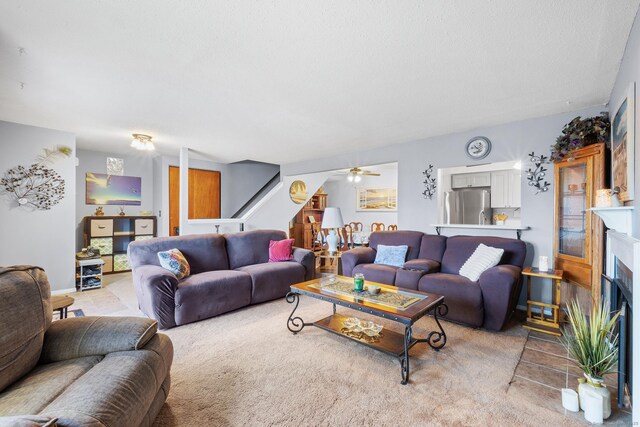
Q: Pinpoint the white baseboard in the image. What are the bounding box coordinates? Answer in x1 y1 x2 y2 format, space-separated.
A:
51 287 77 295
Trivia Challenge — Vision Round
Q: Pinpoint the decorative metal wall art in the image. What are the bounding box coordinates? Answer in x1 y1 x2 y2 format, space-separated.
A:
526 152 550 194
422 164 436 199
0 145 72 210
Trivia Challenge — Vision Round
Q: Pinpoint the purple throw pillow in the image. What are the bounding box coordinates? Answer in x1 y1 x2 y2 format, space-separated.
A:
269 239 294 262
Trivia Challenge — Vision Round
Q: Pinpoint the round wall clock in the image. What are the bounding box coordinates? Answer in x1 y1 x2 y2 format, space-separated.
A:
465 136 492 160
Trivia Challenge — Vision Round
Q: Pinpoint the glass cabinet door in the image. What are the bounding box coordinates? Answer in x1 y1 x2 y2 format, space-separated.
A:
557 161 588 259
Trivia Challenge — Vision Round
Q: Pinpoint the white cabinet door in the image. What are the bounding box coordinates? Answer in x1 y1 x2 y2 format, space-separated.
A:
508 170 521 208
471 172 491 187
491 171 508 207
452 174 470 188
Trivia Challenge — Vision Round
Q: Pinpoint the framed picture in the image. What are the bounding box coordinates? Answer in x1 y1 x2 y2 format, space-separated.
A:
86 173 142 205
289 180 308 204
356 188 397 211
612 83 635 202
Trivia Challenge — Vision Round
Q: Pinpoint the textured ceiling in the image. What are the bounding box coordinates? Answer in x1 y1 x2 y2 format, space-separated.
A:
0 1 638 164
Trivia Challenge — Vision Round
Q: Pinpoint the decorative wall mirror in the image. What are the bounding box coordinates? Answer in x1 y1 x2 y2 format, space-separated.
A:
289 180 308 204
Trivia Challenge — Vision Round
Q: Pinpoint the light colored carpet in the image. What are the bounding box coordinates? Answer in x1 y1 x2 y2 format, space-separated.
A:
150 296 583 426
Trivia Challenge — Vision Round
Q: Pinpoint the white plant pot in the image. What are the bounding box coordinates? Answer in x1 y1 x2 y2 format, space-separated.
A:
578 374 611 420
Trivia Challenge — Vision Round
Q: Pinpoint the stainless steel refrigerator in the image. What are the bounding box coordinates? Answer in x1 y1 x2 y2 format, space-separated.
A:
443 188 492 225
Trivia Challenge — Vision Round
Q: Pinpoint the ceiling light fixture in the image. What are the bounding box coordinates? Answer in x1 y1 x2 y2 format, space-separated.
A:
130 133 155 151
344 167 377 182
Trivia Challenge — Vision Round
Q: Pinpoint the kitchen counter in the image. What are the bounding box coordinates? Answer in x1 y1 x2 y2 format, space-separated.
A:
430 224 530 239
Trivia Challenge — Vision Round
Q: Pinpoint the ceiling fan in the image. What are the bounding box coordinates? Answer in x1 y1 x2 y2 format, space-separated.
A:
335 167 380 182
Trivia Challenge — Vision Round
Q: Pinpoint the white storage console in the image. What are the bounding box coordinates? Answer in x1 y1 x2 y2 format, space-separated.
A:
76 258 105 291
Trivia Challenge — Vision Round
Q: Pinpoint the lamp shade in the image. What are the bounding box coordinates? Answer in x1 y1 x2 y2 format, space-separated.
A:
321 207 344 229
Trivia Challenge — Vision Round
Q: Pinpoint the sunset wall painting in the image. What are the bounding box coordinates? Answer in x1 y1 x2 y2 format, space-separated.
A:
86 173 142 205
356 188 397 211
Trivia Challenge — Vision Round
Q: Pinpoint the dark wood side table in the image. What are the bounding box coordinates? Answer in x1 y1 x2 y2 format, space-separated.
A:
522 267 564 337
51 295 75 319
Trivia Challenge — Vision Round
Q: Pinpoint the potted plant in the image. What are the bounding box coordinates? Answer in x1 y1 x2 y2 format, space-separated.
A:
550 113 611 162
561 299 620 420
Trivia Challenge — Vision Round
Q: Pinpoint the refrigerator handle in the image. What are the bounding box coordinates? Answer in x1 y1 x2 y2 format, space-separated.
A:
444 192 451 224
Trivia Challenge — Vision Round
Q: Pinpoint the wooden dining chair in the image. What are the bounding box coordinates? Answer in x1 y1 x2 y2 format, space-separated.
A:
311 223 324 252
371 222 385 232
338 227 349 251
348 222 364 232
387 224 398 231
343 224 353 249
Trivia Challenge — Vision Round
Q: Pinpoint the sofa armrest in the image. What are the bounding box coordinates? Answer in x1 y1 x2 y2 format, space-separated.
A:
0 416 57 427
403 259 440 273
478 265 522 331
341 247 376 277
40 316 157 363
132 264 179 329
292 247 316 280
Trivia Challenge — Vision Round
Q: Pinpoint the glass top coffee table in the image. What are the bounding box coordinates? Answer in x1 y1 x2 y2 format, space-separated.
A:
286 275 448 384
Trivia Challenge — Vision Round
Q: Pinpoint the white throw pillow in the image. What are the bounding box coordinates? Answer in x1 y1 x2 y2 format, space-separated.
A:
459 244 504 282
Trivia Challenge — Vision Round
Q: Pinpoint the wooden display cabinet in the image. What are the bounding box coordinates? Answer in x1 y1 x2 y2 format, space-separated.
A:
553 143 606 302
291 193 327 249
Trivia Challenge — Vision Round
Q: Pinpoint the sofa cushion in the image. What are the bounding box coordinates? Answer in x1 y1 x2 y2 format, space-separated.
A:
418 234 447 263
441 236 526 274
459 244 504 282
368 231 424 261
0 266 52 392
0 356 102 416
236 262 306 304
418 273 484 327
174 271 252 326
373 245 408 267
157 248 190 279
352 264 399 286
269 239 294 262
403 259 440 273
40 334 172 427
225 230 288 269
394 268 425 290
128 234 229 274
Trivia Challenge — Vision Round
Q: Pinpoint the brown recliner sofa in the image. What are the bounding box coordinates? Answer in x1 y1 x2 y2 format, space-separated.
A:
0 266 173 427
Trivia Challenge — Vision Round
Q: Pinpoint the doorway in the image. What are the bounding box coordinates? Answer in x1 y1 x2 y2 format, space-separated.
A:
169 166 221 236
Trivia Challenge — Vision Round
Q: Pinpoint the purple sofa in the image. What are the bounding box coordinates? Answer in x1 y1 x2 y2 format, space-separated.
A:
342 231 526 331
128 229 315 329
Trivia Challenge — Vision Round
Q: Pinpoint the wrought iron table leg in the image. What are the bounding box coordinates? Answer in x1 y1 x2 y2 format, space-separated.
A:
333 303 336 314
400 326 412 385
286 292 309 334
426 303 448 351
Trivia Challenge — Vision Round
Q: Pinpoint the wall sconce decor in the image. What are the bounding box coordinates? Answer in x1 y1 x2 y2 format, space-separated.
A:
422 164 436 199
526 152 550 194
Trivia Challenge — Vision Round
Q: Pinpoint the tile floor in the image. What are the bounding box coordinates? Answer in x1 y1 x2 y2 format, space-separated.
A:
508 329 631 425
63 273 632 425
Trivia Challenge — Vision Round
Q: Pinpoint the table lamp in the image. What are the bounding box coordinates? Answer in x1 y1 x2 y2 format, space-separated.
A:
321 207 344 253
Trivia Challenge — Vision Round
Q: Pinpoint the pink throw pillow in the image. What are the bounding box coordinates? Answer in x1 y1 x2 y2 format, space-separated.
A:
269 239 294 262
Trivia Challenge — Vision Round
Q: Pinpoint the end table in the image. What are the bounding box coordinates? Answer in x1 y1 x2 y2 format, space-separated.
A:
522 267 564 337
52 295 75 320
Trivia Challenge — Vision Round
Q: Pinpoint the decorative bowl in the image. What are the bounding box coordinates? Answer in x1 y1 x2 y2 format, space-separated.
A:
367 285 381 294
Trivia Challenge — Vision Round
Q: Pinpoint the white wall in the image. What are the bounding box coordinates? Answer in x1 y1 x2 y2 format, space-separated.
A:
0 121 76 292
323 167 398 230
75 149 154 249
281 106 605 305
245 171 334 232
609 9 640 239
